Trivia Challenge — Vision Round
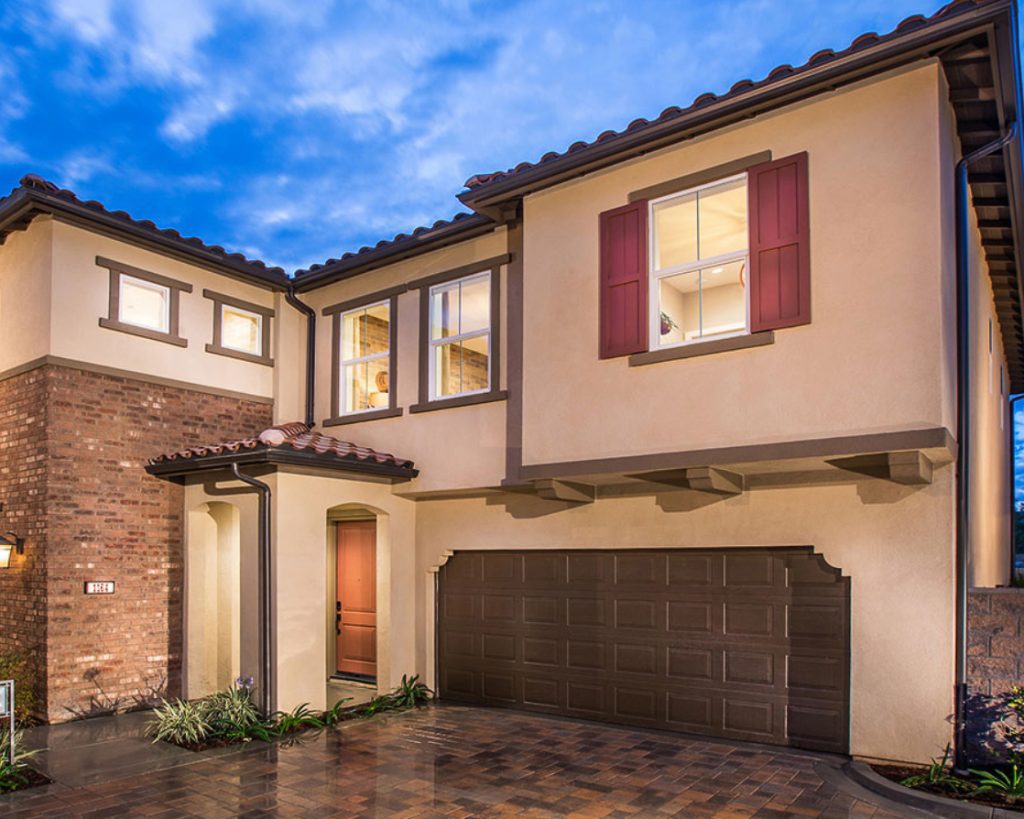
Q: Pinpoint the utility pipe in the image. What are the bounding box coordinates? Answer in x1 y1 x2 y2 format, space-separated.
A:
954 122 1018 772
285 285 317 429
230 463 274 716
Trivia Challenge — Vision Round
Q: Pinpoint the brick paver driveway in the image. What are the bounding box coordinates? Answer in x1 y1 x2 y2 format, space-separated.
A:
2 705 912 818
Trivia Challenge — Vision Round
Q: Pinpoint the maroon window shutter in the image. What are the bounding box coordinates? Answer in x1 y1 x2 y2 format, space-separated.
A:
748 152 810 332
599 200 648 358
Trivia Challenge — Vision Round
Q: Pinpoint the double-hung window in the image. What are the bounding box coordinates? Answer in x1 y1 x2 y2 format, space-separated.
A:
339 301 392 415
428 272 491 399
650 174 748 348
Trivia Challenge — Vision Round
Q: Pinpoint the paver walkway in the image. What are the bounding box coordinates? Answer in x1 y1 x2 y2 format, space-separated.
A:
1 705 918 817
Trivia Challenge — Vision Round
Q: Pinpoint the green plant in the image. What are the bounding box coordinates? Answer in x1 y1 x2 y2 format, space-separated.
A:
323 697 353 726
390 674 433 709
0 652 37 724
971 765 1024 803
900 744 974 792
149 698 210 746
359 694 395 716
203 682 262 738
0 729 37 793
270 703 325 734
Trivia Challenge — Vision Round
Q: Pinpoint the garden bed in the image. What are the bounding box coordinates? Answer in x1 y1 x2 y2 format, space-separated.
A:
870 761 1024 814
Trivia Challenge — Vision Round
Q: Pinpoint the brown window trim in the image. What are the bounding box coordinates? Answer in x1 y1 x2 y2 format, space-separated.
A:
203 289 275 366
409 389 508 414
96 256 191 347
325 291 400 425
627 151 772 203
629 331 774 366
416 257 505 408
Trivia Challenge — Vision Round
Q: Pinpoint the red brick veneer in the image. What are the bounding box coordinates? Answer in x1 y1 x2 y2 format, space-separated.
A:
0 363 273 721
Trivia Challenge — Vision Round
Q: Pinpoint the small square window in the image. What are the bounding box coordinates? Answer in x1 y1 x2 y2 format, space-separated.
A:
221 305 263 355
119 275 170 333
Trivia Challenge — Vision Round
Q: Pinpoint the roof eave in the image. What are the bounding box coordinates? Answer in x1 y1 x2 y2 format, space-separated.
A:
0 188 291 292
292 213 497 292
145 447 418 483
458 0 1013 213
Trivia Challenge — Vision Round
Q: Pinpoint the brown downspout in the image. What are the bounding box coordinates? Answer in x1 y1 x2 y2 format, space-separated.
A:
954 122 1019 772
285 285 316 429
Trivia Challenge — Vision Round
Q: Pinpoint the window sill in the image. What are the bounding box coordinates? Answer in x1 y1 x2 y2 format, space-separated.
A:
628 331 774 366
409 390 508 414
323 407 403 426
99 318 187 348
205 343 274 367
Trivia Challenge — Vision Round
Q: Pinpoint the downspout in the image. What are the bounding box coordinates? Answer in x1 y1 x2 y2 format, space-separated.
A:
954 123 1018 772
285 285 316 429
230 463 274 716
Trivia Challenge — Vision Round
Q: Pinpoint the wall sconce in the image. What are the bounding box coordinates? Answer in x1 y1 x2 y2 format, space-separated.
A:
0 533 25 569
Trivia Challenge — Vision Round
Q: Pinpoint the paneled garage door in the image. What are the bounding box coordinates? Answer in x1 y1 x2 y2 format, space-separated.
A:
437 548 850 753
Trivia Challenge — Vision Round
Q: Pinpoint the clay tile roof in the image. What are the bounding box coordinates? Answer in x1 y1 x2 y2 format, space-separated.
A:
293 211 493 280
1 174 288 283
149 422 416 471
459 0 990 194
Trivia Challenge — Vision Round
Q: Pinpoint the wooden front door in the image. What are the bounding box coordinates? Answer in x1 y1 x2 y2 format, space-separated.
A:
335 521 377 679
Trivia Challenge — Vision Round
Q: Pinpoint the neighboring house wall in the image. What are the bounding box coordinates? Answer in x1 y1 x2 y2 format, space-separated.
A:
303 227 510 494
0 218 52 374
519 64 950 469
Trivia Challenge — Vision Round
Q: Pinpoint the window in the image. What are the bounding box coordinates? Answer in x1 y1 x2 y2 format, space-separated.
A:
650 174 748 348
221 305 262 355
203 290 275 366
120 275 170 332
428 272 491 399
97 256 191 347
339 301 392 415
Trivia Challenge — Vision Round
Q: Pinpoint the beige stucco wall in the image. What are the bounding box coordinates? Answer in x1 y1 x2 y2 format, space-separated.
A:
412 467 956 764
0 217 53 374
300 228 510 493
520 62 952 468
49 221 279 399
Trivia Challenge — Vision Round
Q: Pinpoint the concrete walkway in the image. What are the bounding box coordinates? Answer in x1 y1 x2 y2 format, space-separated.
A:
1 704 923 818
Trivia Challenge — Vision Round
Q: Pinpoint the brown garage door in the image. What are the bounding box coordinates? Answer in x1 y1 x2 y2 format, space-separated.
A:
437 547 850 754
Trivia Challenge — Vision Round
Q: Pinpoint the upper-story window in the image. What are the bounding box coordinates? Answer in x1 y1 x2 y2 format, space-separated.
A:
97 256 191 347
429 272 491 399
650 175 748 348
203 289 275 366
340 300 392 414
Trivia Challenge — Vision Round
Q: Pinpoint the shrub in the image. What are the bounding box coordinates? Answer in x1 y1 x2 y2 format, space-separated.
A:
149 698 210 746
270 703 325 734
390 674 433 709
0 653 37 724
971 765 1024 804
0 729 37 793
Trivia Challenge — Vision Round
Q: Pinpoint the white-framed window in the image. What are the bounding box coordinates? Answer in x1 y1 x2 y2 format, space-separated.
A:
119 274 171 333
428 271 491 400
339 300 392 415
649 173 749 349
220 304 263 356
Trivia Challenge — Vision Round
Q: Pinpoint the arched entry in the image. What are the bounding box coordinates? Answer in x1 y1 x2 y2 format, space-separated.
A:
186 501 241 698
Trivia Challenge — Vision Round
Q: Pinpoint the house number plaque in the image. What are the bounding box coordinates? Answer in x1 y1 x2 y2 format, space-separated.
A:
84 581 115 595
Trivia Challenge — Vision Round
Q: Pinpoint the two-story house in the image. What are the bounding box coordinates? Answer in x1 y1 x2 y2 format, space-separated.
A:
0 0 1021 766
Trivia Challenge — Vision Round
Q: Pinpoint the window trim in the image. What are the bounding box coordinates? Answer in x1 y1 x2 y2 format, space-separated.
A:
203 289 275 366
411 259 504 413
427 271 492 402
97 256 191 347
648 173 750 352
323 287 402 427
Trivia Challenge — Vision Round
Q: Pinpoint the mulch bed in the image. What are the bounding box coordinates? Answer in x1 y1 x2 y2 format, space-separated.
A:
2 765 52 794
872 763 1024 812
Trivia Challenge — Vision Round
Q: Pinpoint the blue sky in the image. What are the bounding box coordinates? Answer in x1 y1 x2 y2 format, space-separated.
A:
3 0 951 272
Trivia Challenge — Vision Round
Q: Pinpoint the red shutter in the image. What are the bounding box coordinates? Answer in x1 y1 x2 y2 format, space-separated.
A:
748 152 810 332
599 200 648 358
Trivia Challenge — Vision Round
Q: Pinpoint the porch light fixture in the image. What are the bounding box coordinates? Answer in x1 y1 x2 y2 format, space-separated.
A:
0 533 25 569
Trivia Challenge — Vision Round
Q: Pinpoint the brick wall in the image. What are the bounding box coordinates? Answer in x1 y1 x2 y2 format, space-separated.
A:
0 363 273 722
0 368 49 714
967 588 1024 761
